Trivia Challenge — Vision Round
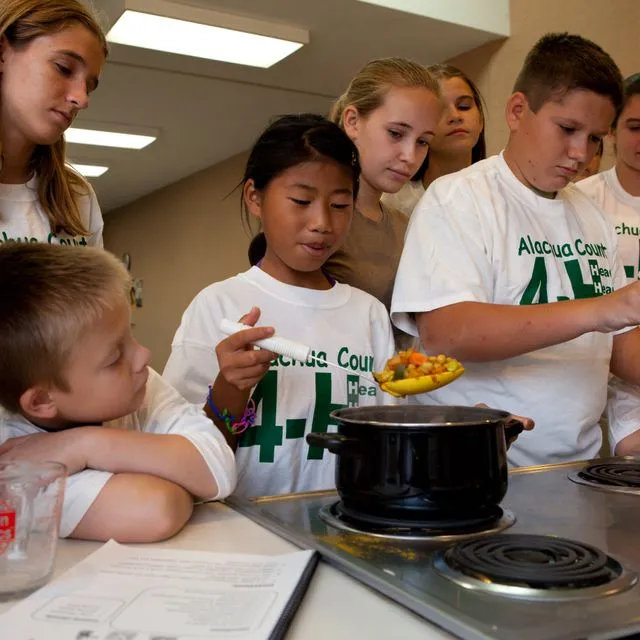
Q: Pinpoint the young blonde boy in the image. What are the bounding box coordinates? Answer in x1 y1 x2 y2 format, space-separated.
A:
0 243 236 542
392 33 640 466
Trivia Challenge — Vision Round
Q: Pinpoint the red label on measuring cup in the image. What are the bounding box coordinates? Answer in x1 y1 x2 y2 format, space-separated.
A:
0 500 16 556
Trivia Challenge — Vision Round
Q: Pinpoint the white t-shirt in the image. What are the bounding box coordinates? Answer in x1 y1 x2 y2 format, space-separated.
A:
391 152 628 467
578 167 640 450
163 267 395 499
381 181 425 217
578 168 640 282
0 369 237 537
0 176 103 247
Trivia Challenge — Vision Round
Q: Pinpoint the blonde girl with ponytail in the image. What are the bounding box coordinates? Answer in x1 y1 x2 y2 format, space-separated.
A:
0 0 107 246
325 57 442 311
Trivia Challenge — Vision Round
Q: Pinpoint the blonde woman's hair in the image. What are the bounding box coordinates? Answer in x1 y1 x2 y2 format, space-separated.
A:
0 0 108 237
0 243 131 412
330 57 440 127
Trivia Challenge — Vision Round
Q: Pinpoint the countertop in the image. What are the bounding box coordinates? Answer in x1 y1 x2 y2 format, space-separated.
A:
0 501 455 640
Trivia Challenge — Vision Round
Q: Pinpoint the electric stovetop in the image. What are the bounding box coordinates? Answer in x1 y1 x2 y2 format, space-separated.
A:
226 458 640 640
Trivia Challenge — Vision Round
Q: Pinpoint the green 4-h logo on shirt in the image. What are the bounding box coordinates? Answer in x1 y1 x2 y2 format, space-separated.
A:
239 371 368 463
519 256 613 305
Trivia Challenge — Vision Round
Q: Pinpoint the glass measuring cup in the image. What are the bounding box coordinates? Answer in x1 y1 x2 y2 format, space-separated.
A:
0 461 67 599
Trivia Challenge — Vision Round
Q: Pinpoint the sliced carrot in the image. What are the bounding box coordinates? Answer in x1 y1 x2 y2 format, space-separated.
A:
408 352 428 366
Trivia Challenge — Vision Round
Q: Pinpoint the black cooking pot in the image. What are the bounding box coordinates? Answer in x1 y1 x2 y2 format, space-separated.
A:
306 405 524 523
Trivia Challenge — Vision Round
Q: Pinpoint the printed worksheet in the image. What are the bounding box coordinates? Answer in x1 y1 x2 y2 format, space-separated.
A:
0 540 317 640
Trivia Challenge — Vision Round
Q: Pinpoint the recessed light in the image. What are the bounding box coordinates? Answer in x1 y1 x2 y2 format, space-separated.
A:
107 9 306 68
66 128 156 149
68 163 109 178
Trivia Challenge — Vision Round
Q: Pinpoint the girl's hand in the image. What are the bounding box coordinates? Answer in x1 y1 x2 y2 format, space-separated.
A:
216 307 277 390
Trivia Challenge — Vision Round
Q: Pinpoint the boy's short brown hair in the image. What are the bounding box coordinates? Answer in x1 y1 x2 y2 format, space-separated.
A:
0 244 131 413
513 33 623 117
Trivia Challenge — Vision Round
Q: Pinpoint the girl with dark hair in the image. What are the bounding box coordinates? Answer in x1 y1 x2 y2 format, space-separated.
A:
0 0 107 246
577 73 640 454
164 114 394 498
383 64 486 216
579 73 640 280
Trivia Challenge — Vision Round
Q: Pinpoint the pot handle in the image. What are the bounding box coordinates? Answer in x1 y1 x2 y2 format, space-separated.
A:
504 418 525 443
306 432 358 455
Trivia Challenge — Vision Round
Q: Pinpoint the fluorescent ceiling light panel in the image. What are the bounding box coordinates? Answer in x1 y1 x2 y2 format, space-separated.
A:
69 163 109 177
66 127 156 149
107 10 305 68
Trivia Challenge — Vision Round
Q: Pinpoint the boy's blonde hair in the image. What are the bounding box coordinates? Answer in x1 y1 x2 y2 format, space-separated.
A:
0 244 130 413
0 0 108 238
330 57 440 128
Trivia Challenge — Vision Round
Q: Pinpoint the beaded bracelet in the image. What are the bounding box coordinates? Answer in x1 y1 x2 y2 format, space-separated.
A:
207 386 256 435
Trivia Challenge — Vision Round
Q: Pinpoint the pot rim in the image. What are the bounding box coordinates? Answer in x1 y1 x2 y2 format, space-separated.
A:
330 405 513 428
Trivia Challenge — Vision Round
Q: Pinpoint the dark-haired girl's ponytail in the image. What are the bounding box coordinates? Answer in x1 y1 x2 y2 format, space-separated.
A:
248 232 267 266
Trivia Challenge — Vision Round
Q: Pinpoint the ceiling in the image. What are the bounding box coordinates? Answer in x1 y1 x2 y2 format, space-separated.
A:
73 0 508 212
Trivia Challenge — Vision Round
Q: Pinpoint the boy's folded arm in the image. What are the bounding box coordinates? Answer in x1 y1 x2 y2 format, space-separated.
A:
69 473 194 543
79 428 224 499
417 298 607 362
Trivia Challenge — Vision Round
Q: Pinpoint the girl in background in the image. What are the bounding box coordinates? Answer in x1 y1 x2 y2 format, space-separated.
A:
579 73 640 284
383 64 486 217
577 73 640 455
0 0 106 246
164 114 394 499
324 57 442 311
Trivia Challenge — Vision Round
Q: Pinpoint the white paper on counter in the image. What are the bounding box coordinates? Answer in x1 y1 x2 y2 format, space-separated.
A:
0 539 316 640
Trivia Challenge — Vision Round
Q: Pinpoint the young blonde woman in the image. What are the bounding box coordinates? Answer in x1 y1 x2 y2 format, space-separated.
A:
323 57 442 311
383 64 486 217
0 0 107 246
